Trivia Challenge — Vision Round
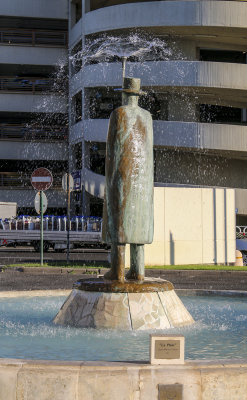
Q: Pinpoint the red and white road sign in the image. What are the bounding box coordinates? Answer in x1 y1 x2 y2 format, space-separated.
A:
31 168 53 191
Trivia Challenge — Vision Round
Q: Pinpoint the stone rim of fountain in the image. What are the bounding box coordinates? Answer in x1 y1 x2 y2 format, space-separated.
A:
73 277 174 292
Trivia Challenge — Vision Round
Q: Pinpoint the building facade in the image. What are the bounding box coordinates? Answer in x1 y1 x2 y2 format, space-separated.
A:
0 0 68 215
1 0 247 227
68 0 247 226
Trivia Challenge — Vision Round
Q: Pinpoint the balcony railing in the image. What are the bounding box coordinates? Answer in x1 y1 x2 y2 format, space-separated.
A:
0 124 68 141
0 29 67 47
0 172 62 189
0 76 53 93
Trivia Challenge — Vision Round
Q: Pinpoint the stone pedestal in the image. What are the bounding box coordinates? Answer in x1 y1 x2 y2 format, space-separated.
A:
53 278 194 330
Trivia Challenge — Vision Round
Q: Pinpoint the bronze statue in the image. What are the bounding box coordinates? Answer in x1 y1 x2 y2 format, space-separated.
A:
102 77 154 282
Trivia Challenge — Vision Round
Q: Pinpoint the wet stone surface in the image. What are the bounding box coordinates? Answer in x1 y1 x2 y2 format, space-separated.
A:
73 277 174 292
54 286 194 330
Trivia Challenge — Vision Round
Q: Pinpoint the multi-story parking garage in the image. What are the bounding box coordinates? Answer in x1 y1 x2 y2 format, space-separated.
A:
68 0 247 227
1 0 247 256
0 0 68 215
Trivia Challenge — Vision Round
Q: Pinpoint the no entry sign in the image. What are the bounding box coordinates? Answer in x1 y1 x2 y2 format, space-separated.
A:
31 168 53 191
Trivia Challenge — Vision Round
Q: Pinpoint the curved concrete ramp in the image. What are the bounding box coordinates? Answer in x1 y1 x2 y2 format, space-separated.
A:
84 168 105 199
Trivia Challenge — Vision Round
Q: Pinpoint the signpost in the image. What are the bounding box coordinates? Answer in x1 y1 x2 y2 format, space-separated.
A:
62 173 74 264
31 168 53 266
31 168 53 191
71 170 81 191
34 191 47 214
62 173 74 192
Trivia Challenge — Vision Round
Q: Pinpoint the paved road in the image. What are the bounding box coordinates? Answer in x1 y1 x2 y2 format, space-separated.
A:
0 246 110 265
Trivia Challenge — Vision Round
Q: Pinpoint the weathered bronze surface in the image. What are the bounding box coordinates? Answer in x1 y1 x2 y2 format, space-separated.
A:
74 277 174 293
102 77 154 282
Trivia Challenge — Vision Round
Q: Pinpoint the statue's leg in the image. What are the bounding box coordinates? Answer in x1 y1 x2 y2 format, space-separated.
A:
104 243 125 282
125 244 144 281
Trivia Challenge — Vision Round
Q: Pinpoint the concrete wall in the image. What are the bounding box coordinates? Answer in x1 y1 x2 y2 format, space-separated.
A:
0 141 67 161
83 119 247 154
80 171 236 264
126 187 235 266
0 189 66 208
155 121 247 151
0 94 67 113
70 70 82 97
0 0 68 19
0 358 247 400
69 19 82 48
70 120 83 143
0 46 67 66
84 1 247 34
83 61 247 98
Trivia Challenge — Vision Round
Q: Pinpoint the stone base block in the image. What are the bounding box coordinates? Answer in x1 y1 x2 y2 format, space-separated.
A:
53 283 194 330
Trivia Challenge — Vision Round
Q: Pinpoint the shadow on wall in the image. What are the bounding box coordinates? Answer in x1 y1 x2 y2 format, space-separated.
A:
213 188 229 265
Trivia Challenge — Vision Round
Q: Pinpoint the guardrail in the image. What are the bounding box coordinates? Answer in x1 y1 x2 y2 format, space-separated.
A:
0 124 67 141
0 215 102 233
0 29 67 47
0 77 52 93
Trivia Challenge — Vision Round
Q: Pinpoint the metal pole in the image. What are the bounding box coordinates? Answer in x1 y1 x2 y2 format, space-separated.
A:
40 191 43 266
67 17 72 263
122 56 127 81
67 174 70 265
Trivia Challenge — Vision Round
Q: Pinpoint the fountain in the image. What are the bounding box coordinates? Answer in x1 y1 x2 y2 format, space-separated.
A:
1 36 247 400
54 70 194 330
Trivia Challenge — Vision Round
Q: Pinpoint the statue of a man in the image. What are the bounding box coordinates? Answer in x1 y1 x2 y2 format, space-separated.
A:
102 77 153 282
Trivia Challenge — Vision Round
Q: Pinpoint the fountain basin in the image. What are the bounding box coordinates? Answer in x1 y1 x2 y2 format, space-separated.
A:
53 278 194 330
1 290 247 399
1 290 247 361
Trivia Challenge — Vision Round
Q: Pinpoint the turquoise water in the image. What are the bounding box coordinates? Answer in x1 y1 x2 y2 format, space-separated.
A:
0 295 246 361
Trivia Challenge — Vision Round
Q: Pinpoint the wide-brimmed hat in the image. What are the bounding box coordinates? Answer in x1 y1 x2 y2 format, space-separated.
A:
115 77 146 95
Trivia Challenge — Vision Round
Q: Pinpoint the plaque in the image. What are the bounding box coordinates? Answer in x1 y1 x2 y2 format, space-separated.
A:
158 384 183 400
150 335 185 365
155 340 180 359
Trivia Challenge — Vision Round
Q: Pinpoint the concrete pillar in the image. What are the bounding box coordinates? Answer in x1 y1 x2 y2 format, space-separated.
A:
70 0 77 27
84 0 90 12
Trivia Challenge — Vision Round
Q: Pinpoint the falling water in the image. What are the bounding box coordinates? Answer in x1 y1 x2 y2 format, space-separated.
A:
17 31 232 214
71 33 174 67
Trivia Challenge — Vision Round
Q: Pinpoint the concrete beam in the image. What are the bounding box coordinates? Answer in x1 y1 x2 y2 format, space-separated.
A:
84 1 247 34
83 61 247 95
0 0 68 19
0 141 67 161
0 46 67 66
0 93 67 113
83 119 247 154
0 189 66 207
